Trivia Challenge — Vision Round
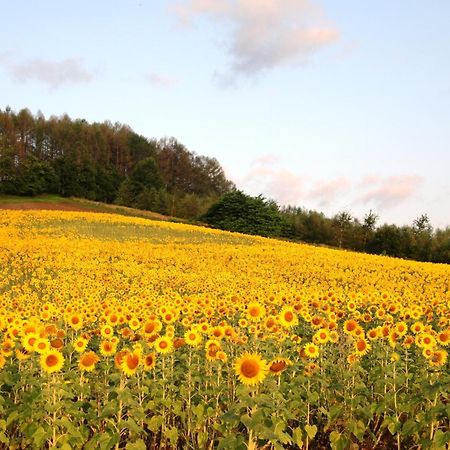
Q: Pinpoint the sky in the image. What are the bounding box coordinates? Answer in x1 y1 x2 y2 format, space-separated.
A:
1 0 449 227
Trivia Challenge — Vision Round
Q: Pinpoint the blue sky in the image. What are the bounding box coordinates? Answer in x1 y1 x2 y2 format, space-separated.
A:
1 1 449 227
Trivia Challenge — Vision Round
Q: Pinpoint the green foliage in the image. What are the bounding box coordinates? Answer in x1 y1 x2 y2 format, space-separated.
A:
202 190 285 237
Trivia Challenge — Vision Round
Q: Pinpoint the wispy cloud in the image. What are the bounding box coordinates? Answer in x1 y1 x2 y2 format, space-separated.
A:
356 175 424 209
172 0 339 81
307 177 351 207
236 153 305 205
234 156 424 217
145 71 178 88
0 55 95 89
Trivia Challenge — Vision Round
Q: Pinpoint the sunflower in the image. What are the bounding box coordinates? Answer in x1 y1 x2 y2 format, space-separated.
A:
304 362 320 377
314 328 330 345
0 354 6 369
419 333 436 349
210 326 225 340
343 319 358 335
73 337 89 353
128 317 141 331
34 338 51 354
246 302 265 322
143 353 156 371
114 349 128 369
367 328 379 341
67 313 83 331
347 353 359 365
303 343 320 359
388 331 400 348
268 357 292 375
278 306 298 328
197 322 210 334
121 350 141 376
79 351 100 372
238 318 248 328
100 325 114 339
402 335 415 348
184 329 202 347
107 313 120 327
16 348 31 361
411 322 424 334
154 336 173 354
429 350 448 367
395 321 408 337
437 329 450 347
100 339 117 357
161 310 177 325
50 338 64 350
354 338 371 356
234 352 268 386
22 333 38 352
40 350 64 374
216 350 228 362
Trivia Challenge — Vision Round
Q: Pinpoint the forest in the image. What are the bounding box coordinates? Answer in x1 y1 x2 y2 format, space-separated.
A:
0 107 234 219
1 107 449 264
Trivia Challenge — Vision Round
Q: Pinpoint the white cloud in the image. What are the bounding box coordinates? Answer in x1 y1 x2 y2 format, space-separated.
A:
172 0 339 79
0 55 95 89
356 175 424 209
307 177 351 207
234 156 425 221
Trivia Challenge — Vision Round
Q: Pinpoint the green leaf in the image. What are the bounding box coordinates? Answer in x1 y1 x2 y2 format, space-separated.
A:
192 403 204 421
272 420 292 445
126 417 141 435
97 432 119 450
147 415 164 433
402 419 419 437
32 426 47 449
307 391 320 403
164 426 178 446
327 405 342 422
197 431 207 448
221 410 240 426
329 431 351 450
292 427 303 447
305 424 318 440
126 439 147 450
60 444 72 450
349 420 365 441
433 430 450 448
0 431 8 445
6 411 19 427
217 435 246 450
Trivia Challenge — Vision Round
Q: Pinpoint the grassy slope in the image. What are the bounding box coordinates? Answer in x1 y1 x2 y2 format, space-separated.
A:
0 195 187 224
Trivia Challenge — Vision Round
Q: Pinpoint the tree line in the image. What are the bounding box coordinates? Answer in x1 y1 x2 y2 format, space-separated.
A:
1 107 448 263
0 107 234 219
202 191 450 264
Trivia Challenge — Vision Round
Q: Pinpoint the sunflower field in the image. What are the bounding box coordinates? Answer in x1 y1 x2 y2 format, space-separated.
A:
1 210 449 450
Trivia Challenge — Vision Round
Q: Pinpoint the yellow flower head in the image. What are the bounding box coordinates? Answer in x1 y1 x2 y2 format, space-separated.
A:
234 352 268 386
40 350 64 374
154 336 173 354
79 351 100 372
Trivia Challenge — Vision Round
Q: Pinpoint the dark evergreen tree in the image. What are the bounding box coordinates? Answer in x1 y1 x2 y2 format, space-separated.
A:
202 190 285 237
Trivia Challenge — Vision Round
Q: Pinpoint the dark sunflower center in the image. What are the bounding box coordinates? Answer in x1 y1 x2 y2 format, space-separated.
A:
241 360 260 378
46 354 58 367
